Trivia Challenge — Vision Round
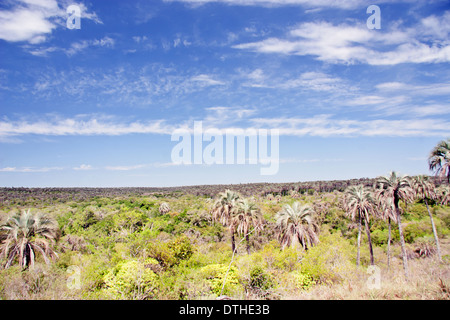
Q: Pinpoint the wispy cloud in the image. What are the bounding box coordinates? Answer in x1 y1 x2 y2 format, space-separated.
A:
1 112 449 142
190 74 226 86
251 115 450 137
0 166 63 173
0 114 174 141
29 36 115 56
166 0 371 9
73 164 93 170
105 164 147 171
234 12 450 65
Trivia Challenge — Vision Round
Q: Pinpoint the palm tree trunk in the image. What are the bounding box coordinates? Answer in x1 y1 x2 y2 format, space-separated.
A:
395 203 409 280
387 217 391 270
356 214 362 267
363 211 374 265
231 230 236 253
246 234 250 255
425 199 442 261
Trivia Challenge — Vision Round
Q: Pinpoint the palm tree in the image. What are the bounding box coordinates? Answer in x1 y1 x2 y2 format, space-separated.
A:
439 185 450 205
211 189 241 252
343 185 376 266
412 175 442 261
374 192 397 269
0 209 59 269
230 198 263 254
428 138 450 183
376 172 414 280
159 202 170 215
275 202 319 250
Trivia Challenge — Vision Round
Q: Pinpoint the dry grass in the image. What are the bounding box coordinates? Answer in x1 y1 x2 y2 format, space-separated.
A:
284 240 450 300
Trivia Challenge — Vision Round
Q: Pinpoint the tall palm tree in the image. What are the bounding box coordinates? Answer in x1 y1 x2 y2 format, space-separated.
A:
230 198 263 254
343 185 376 266
0 209 59 269
275 202 319 250
376 172 414 280
429 138 450 184
211 189 241 252
412 175 442 261
374 192 397 269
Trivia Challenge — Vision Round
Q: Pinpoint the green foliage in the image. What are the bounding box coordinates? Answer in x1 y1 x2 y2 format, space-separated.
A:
291 271 316 290
3 188 449 300
112 209 149 233
168 235 195 262
200 263 241 296
103 259 158 299
249 265 273 290
300 230 354 284
407 202 428 220
402 218 446 243
146 236 195 269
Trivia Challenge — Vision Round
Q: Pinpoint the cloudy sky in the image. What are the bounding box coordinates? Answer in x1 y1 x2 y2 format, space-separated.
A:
0 0 449 187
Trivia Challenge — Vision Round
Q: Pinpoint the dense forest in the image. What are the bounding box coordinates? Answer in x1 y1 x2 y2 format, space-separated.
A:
0 140 449 300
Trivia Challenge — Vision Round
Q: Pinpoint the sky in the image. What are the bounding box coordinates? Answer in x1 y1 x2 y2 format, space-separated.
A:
0 0 449 187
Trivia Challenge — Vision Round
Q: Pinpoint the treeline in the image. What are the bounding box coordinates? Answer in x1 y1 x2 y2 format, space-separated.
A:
1 176 445 205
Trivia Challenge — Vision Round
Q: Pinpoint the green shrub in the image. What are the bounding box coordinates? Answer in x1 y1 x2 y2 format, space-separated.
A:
249 265 273 290
402 218 446 243
200 263 241 296
300 230 354 284
113 209 148 233
168 235 195 262
371 228 389 246
103 259 158 299
292 271 316 290
407 202 428 220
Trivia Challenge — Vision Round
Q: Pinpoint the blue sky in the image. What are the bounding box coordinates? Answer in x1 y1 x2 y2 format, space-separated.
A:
0 0 449 187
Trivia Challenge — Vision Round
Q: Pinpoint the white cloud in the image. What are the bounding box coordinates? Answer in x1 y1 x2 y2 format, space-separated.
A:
0 0 101 44
166 0 371 9
251 115 450 137
0 114 174 140
281 71 345 92
375 81 450 96
105 164 147 171
204 106 256 125
234 13 450 65
190 74 226 86
0 166 63 172
73 164 93 170
64 36 115 56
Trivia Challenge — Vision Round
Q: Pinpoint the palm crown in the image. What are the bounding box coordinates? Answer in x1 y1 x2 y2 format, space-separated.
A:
0 209 59 269
428 138 450 183
275 202 319 250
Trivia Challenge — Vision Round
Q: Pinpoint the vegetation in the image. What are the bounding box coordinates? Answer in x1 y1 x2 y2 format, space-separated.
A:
0 140 449 300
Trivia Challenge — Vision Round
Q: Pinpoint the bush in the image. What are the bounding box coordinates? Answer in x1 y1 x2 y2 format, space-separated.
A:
146 236 195 269
249 265 273 290
402 218 446 243
291 271 316 290
200 263 241 296
168 235 195 262
103 259 158 299
300 230 354 284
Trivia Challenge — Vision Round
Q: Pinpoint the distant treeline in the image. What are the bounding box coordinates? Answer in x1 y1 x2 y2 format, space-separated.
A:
0 176 445 204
